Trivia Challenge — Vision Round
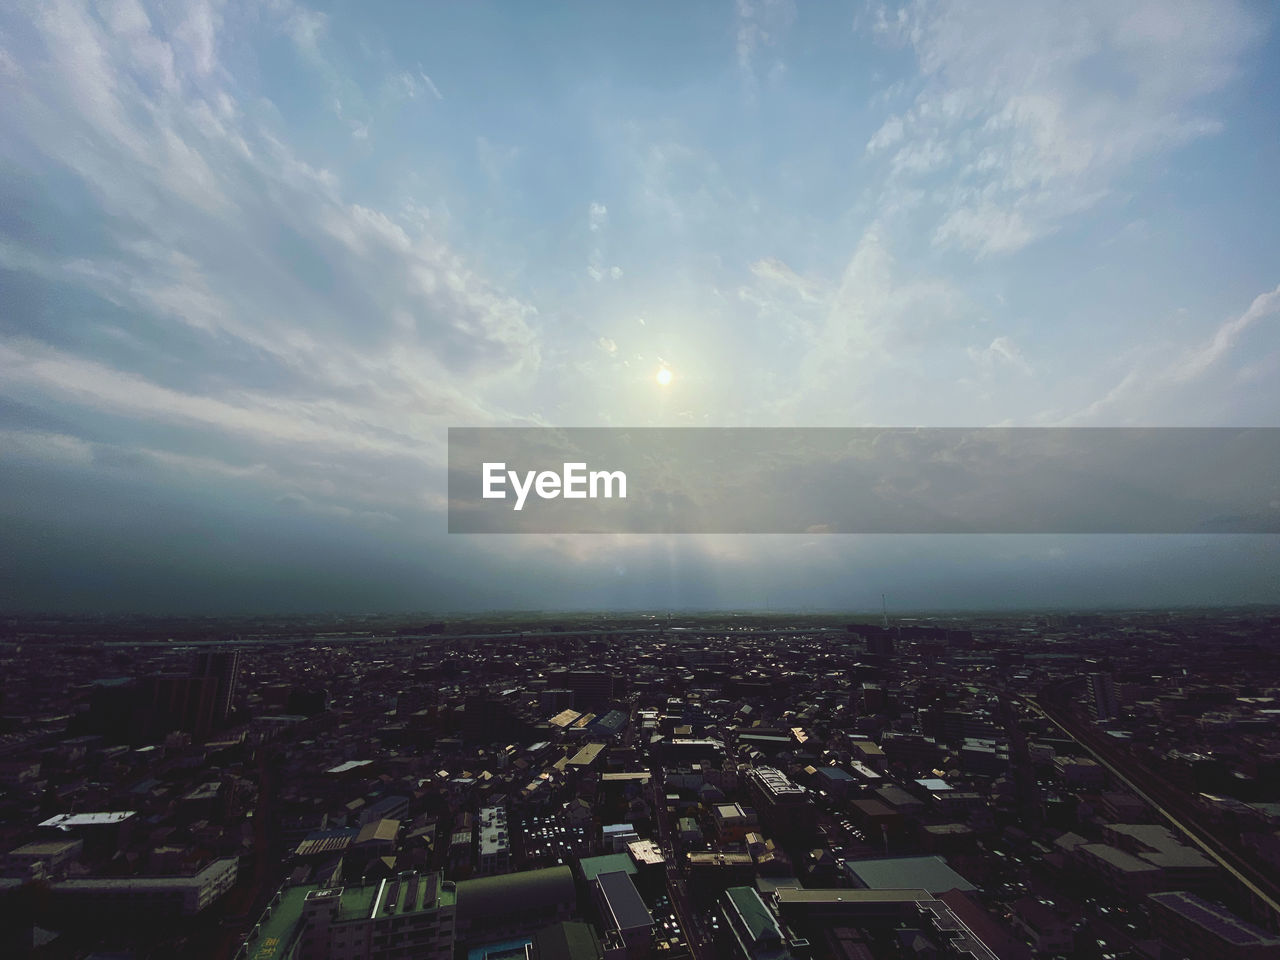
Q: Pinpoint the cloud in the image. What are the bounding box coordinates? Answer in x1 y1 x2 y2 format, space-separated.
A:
734 0 796 99
968 335 1031 376
733 226 970 424
419 70 443 100
0 0 542 524
1070 284 1280 424
863 0 1265 256
586 201 621 282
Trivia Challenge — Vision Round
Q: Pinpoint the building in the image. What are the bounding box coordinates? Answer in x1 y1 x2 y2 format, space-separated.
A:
592 870 652 957
455 866 575 948
657 738 726 766
687 852 755 894
565 742 608 771
589 710 629 739
51 856 238 919
1 838 83 879
1053 756 1104 789
285 870 455 960
1010 898 1073 955
842 856 977 896
719 886 796 960
771 887 932 927
747 767 816 841
350 819 399 872
769 888 1006 960
38 811 136 857
1099 823 1218 891
528 920 605 960
477 806 510 876
814 766 856 798
1147 891 1280 959
1087 672 1119 722
463 694 528 745
1075 843 1162 897
550 671 616 712
195 649 241 726
677 817 703 845
136 672 219 741
540 689 575 715
602 823 640 853
713 803 758 845
580 853 637 886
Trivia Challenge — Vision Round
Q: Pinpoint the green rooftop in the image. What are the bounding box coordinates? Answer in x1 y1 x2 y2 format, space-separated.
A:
579 853 637 883
336 882 380 921
725 886 780 943
246 885 311 960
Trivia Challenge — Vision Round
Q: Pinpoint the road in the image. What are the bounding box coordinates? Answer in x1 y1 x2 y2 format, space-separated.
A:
652 765 708 960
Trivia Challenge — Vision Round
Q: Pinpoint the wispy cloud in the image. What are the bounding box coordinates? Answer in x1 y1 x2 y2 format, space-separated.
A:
734 0 795 100
1070 284 1280 424
863 0 1266 256
0 0 541 522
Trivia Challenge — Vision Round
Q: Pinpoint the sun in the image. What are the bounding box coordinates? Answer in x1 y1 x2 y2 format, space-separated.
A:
656 366 673 386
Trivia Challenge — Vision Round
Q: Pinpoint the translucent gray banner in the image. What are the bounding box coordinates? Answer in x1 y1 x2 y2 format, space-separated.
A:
447 428 1280 534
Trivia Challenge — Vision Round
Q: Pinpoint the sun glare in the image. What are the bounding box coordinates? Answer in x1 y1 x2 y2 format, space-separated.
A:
656 366 673 386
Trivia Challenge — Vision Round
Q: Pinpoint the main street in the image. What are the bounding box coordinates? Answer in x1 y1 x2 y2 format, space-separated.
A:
652 764 707 960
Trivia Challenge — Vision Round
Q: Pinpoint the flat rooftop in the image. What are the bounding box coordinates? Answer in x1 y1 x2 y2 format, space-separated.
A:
566 743 607 766
774 887 932 904
596 870 652 933
1149 891 1280 947
844 856 976 895
39 812 135 828
580 853 637 883
247 884 311 960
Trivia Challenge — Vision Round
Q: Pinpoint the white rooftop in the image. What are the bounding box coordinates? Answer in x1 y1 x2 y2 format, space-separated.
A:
40 812 136 828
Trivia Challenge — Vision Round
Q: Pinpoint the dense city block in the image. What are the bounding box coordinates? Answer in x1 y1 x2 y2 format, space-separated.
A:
2 609 1280 960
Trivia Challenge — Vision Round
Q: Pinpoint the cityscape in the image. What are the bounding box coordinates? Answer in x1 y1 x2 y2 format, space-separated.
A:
2 608 1279 959
3 1 1280 958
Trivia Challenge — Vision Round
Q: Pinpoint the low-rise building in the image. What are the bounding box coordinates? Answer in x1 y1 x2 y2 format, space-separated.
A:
51 856 238 919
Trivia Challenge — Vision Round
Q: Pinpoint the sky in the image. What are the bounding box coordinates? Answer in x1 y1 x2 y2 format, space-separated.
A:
1 0 1278 614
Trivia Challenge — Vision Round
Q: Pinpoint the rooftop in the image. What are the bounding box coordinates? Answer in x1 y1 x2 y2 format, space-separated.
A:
566 743 606 766
1149 891 1280 946
580 853 636 883
725 886 784 946
844 855 977 895
457 866 574 922
595 870 652 933
39 812 136 828
247 884 311 960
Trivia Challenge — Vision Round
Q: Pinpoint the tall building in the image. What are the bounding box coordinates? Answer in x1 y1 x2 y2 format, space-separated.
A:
552 670 616 712
195 650 241 726
746 767 817 842
477 806 510 876
1087 672 1119 721
136 673 218 741
462 694 528 745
